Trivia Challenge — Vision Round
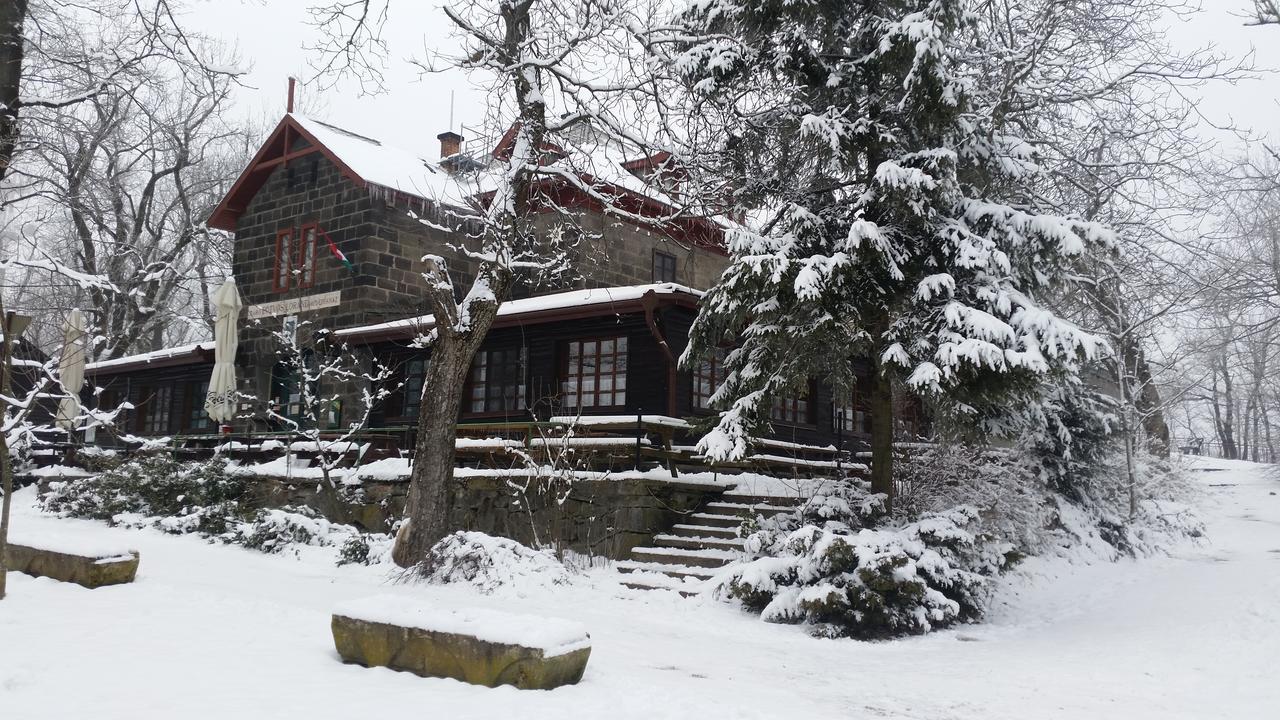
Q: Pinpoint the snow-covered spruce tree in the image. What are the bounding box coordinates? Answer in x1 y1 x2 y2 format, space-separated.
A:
660 0 1108 508
1014 366 1118 503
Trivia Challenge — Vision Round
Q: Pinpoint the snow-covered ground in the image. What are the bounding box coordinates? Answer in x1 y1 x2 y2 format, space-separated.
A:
2 458 1277 719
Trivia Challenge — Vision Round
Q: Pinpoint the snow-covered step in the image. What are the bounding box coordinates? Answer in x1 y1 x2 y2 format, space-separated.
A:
630 545 740 569
720 493 807 507
670 523 738 539
653 534 745 551
615 560 717 580
619 572 705 597
704 501 797 517
687 512 746 528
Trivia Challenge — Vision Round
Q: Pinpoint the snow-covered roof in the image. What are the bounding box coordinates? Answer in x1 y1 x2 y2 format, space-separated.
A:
289 114 474 206
336 282 703 341
86 342 214 374
210 111 725 252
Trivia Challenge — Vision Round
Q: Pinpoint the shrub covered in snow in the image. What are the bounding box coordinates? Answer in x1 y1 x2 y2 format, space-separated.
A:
42 454 249 535
418 531 571 595
723 504 1013 639
40 454 390 563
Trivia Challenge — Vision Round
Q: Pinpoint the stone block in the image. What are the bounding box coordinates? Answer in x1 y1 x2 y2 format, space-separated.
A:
4 541 139 589
332 597 591 689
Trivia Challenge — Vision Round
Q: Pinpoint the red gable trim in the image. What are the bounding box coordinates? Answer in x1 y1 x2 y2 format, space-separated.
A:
491 122 566 163
207 115 369 232
620 151 673 172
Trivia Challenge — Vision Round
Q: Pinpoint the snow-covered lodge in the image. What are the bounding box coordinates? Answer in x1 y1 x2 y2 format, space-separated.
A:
80 111 908 459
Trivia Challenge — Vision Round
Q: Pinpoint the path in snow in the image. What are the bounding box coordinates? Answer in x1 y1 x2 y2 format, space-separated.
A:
1 458 1277 719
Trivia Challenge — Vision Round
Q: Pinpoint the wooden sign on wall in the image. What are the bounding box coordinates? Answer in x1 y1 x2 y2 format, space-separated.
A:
247 290 342 320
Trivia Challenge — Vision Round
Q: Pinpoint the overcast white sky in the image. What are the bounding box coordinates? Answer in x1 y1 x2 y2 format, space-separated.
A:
185 0 1280 161
184 0 486 160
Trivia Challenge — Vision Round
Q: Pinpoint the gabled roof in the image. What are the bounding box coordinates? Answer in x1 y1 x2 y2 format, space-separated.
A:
207 114 464 231
207 113 724 253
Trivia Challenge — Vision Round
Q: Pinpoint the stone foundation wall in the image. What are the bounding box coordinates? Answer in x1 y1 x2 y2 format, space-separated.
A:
245 473 726 560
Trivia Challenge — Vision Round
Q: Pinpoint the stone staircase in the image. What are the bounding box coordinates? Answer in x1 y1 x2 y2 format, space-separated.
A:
616 491 806 595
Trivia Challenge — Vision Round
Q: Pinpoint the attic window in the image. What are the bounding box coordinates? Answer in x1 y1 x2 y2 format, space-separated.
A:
274 229 293 292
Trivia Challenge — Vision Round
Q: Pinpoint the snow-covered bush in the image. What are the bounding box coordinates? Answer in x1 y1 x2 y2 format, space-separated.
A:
42 454 248 534
418 531 571 595
891 443 1046 555
1041 452 1204 561
722 506 1013 639
40 454 391 563
890 439 1202 563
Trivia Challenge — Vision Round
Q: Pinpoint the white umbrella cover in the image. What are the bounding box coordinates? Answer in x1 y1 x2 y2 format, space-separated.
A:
55 309 87 430
205 278 243 425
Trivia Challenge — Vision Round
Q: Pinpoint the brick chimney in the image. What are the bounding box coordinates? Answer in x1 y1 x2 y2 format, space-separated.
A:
437 131 463 159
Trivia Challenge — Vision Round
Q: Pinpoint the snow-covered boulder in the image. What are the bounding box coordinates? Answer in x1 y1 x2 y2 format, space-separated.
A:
4 534 139 588
419 531 571 595
331 595 591 689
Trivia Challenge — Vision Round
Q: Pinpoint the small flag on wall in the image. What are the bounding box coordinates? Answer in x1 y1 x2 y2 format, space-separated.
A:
321 230 355 273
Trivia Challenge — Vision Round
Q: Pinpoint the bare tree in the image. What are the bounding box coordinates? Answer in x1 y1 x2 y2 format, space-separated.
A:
2 1 246 357
310 0 684 567
8 31 245 357
262 322 395 492
1250 1 1280 25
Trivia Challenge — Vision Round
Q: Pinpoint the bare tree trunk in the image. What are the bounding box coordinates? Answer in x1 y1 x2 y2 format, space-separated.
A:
1259 399 1269 461
1129 348 1170 455
869 365 895 514
391 327 494 567
0 0 28 187
1213 356 1239 459
0 301 18 600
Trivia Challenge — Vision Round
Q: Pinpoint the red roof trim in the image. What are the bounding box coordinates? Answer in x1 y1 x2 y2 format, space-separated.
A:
207 115 370 232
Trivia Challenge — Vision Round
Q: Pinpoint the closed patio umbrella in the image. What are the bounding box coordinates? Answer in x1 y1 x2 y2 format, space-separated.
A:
205 278 243 426
55 309 87 431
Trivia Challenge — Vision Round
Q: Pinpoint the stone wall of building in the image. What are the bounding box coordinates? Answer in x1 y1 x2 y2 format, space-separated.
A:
246 472 725 560
573 211 728 291
228 142 729 431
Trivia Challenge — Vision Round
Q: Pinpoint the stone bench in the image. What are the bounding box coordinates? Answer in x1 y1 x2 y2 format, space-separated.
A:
4 535 139 589
331 596 591 690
